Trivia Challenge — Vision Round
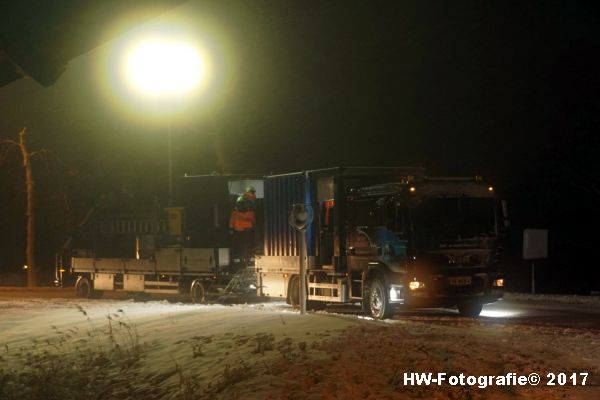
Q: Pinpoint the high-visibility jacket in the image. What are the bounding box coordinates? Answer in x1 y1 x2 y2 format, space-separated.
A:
229 209 256 231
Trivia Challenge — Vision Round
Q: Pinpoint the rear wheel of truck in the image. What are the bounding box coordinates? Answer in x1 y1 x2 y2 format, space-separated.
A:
288 276 325 311
457 300 483 317
365 277 393 319
288 276 300 307
75 276 91 298
190 280 206 304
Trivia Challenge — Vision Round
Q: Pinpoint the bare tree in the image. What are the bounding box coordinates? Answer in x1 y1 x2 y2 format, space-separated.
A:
0 128 55 287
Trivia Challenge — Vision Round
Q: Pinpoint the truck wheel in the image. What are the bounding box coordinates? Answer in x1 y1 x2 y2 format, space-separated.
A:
288 276 325 310
75 276 92 298
457 301 483 317
365 277 393 319
288 276 300 307
190 280 206 304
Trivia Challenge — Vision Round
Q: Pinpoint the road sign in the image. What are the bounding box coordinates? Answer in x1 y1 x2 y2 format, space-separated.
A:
523 228 548 294
523 229 548 260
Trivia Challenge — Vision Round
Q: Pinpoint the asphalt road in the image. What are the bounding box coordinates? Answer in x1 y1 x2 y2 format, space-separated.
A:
481 297 600 330
1 287 598 330
382 298 600 330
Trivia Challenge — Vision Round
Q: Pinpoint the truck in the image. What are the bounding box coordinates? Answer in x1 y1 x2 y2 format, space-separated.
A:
256 167 505 318
67 167 505 319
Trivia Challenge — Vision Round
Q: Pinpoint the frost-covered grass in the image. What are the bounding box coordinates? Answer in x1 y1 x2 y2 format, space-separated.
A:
0 302 352 400
1 299 599 400
0 306 150 400
0 305 254 400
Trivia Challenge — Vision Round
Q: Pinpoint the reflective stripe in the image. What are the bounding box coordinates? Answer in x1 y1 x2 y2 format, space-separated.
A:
229 210 255 231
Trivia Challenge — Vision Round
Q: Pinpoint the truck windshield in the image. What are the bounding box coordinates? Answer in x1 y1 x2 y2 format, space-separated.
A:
410 197 496 247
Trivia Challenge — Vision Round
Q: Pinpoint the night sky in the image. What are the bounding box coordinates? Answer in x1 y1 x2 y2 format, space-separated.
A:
0 0 598 292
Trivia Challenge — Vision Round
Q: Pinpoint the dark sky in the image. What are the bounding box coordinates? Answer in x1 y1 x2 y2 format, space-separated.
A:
0 0 598 291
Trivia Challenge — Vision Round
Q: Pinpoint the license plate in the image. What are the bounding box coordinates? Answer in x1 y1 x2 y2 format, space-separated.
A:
449 276 472 286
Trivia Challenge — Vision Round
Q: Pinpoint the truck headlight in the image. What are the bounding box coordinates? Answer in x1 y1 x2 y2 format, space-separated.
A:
493 278 504 287
389 285 404 302
409 281 425 290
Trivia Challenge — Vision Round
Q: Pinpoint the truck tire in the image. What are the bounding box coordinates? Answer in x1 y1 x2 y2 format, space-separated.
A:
190 280 206 304
76 277 104 299
365 277 394 319
457 300 483 317
75 276 92 298
288 276 300 307
288 276 325 310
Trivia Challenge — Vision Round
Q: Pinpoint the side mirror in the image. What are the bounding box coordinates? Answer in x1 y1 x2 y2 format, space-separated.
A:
289 204 313 231
380 244 390 256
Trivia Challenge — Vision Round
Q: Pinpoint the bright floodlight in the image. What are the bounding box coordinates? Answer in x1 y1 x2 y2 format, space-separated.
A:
125 38 205 96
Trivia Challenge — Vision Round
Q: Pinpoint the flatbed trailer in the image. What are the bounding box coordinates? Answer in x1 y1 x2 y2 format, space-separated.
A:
71 247 228 302
67 174 264 302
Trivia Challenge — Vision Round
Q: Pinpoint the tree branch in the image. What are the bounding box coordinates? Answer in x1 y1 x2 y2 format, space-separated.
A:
0 138 19 147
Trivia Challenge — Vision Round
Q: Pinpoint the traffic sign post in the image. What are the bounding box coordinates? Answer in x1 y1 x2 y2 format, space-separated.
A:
523 229 548 294
289 204 313 314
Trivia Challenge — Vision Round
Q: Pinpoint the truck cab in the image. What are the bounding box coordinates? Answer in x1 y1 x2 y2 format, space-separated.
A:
348 177 504 317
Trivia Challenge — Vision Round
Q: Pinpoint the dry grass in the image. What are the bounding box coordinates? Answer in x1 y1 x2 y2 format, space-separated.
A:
0 309 274 400
2 306 598 400
0 306 150 400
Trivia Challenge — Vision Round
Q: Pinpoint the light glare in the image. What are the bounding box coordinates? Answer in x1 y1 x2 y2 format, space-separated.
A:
389 286 403 301
480 309 520 318
125 39 205 96
409 281 425 290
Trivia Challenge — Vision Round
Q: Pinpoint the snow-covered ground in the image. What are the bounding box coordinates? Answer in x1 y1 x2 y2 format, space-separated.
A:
0 295 599 399
505 292 600 305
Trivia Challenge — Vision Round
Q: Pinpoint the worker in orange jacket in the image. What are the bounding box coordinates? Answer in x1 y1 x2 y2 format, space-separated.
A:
229 186 256 269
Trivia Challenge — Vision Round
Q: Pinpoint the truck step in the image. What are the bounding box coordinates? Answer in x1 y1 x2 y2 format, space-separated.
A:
307 294 344 302
308 282 341 289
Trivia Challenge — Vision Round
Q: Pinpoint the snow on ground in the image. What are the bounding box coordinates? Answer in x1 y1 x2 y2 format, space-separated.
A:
0 295 599 399
505 292 600 305
0 298 358 399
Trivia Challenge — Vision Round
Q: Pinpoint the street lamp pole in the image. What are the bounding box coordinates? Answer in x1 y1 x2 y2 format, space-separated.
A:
123 36 206 205
168 121 173 205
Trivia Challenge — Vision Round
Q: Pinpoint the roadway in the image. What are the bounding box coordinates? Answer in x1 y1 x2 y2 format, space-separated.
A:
0 287 598 330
